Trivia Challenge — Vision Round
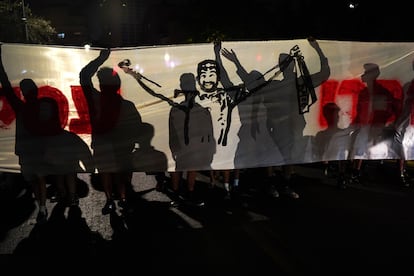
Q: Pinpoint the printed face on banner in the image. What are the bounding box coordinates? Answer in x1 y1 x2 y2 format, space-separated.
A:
197 61 219 93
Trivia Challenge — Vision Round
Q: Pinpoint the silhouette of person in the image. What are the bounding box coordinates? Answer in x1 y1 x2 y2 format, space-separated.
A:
80 48 142 215
169 73 215 205
120 65 214 206
167 73 215 170
38 97 94 205
120 65 216 169
383 60 414 187
0 44 50 223
313 103 353 161
221 38 330 198
349 63 402 184
313 102 353 189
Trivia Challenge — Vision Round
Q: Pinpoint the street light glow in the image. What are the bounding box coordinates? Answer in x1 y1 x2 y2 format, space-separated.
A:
348 2 359 9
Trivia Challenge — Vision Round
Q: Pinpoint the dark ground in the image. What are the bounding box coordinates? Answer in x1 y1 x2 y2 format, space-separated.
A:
1 161 414 275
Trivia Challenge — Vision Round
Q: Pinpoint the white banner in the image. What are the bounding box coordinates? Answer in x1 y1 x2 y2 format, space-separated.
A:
1 39 414 174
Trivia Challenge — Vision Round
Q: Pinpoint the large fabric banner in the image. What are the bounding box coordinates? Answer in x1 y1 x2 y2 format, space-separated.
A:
1 39 414 174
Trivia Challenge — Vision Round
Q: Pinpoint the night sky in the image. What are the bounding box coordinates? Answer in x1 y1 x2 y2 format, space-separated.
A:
25 0 413 46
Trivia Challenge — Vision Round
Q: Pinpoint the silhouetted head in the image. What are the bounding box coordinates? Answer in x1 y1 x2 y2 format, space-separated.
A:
196 59 220 93
19 78 38 101
137 122 154 146
179 72 198 101
180 73 197 92
38 97 58 121
38 97 62 135
97 67 121 94
322 102 340 126
246 70 266 91
361 63 380 82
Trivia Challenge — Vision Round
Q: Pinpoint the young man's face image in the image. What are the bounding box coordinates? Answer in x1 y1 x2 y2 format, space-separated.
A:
198 62 219 93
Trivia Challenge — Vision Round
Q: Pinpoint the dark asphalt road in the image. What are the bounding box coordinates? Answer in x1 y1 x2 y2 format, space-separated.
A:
1 161 414 274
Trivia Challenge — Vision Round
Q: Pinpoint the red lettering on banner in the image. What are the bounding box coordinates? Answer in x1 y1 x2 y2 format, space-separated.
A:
0 87 20 127
318 79 404 128
68 85 91 134
336 79 365 126
0 86 68 129
1 81 412 134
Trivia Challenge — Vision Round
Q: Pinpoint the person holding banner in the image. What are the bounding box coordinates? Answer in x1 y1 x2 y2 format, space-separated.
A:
120 64 214 206
349 63 402 185
38 97 95 206
0 45 49 223
313 102 353 189
393 59 414 187
80 48 142 215
167 72 214 206
221 38 330 198
378 61 414 187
